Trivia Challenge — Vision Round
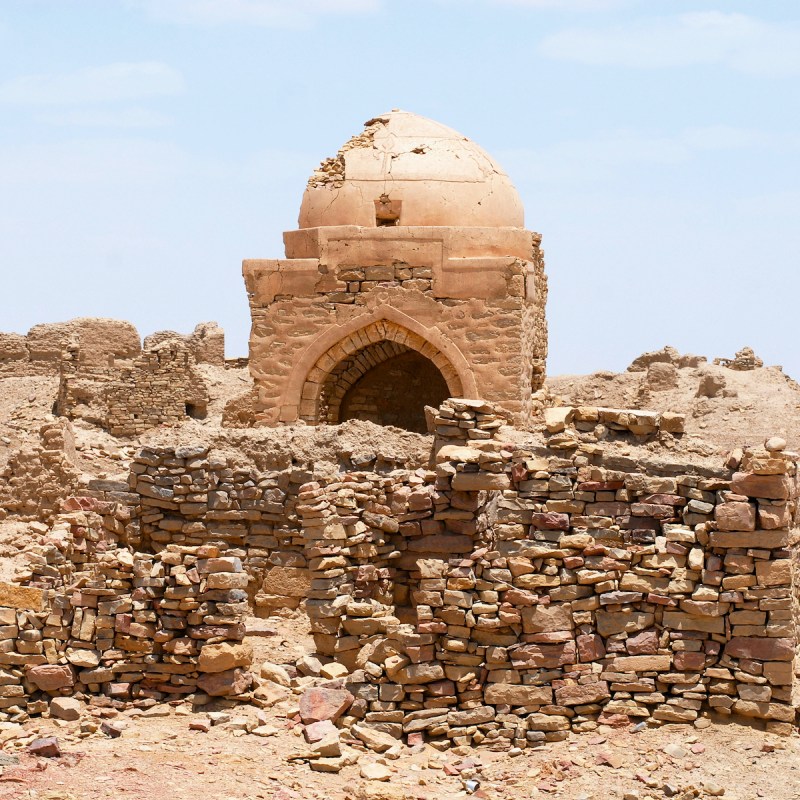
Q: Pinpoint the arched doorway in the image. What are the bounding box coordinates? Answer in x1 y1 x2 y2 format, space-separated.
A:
300 320 464 431
332 347 449 432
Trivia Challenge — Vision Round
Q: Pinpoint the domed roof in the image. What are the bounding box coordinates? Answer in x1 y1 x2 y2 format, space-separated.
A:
298 111 524 229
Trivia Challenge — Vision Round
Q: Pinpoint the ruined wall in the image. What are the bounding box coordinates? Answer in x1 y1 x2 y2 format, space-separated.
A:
11 400 793 741
296 401 799 747
142 321 226 368
0 319 141 376
58 340 209 437
0 509 251 721
0 420 82 522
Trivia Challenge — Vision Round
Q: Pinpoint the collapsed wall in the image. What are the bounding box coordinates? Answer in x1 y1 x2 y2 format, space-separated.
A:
1 399 796 744
0 319 141 377
58 338 210 436
0 511 250 721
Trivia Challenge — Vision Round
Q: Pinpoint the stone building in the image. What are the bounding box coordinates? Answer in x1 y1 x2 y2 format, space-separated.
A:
244 111 548 432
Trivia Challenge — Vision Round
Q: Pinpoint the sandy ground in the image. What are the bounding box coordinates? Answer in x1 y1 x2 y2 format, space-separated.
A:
546 361 800 458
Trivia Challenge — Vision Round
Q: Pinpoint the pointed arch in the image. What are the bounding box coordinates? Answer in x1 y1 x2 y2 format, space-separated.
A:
278 307 476 424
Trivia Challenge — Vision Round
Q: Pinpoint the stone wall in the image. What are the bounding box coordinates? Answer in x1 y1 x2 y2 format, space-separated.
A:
7 400 794 742
296 401 799 747
244 225 548 427
58 339 209 437
0 508 251 721
0 319 141 377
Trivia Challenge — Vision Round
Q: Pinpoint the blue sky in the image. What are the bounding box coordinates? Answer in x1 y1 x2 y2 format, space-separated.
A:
1 1 798 378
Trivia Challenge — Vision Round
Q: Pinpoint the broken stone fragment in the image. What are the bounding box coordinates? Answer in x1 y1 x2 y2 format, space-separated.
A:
260 661 291 686
49 696 82 721
298 686 354 724
197 667 253 697
198 641 253 673
101 720 123 738
352 723 400 752
28 736 61 757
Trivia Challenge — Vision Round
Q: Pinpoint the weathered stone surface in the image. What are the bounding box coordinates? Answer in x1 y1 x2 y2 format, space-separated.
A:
733 699 795 722
299 686 354 724
521 604 573 633
451 472 510 491
484 684 552 706
260 661 291 686
198 641 253 673
708 530 789 549
0 582 45 611
392 662 445 684
26 664 74 692
352 723 399 752
196 667 253 697
28 737 61 758
730 473 792 500
50 697 82 721
714 502 756 531
755 559 791 587
262 566 311 598
596 611 653 637
555 681 610 706
724 638 794 662
611 655 672 672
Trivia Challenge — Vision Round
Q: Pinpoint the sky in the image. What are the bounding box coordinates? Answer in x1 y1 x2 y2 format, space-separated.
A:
1 0 798 379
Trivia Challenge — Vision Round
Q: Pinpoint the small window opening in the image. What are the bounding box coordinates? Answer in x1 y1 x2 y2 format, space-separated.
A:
185 402 207 420
374 195 401 227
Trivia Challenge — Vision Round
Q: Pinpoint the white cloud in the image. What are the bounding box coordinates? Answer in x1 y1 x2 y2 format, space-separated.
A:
539 12 800 76
128 0 379 27
498 125 800 185
38 107 173 128
493 0 629 9
0 62 184 106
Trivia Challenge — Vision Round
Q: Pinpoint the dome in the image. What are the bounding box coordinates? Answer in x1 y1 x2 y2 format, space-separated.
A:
298 111 524 229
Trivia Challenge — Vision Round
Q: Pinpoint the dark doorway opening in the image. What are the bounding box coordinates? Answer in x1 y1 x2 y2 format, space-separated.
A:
338 350 449 433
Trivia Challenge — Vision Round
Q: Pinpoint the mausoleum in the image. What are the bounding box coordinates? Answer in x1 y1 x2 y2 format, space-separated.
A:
243 110 548 431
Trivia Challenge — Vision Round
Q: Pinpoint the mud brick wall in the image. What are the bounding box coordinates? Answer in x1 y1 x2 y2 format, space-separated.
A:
0 510 251 721
58 340 209 437
0 420 82 522
301 402 799 748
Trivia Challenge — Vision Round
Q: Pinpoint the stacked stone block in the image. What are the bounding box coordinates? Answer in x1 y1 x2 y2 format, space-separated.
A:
0 511 251 720
298 401 799 748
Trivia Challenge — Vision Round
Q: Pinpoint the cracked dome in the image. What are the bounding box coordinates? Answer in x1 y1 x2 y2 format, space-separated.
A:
299 110 524 229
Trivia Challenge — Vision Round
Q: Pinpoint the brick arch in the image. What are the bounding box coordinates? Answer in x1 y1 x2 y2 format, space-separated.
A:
279 305 477 423
297 320 466 424
319 339 411 424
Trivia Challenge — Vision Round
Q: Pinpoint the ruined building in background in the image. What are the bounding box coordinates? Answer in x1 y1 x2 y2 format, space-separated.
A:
243 111 548 432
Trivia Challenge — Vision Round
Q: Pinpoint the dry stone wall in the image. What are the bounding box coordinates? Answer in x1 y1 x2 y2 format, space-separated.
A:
0 508 251 722
5 400 795 743
298 401 799 748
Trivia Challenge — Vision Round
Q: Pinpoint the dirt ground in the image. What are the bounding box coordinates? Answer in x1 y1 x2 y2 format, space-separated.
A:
546 360 800 460
0 616 797 800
